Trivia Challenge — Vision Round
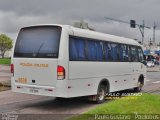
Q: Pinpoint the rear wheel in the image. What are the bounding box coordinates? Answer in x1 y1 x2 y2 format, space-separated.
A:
95 84 106 104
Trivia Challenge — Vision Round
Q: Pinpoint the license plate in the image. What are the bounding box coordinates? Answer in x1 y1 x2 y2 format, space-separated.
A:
29 88 39 93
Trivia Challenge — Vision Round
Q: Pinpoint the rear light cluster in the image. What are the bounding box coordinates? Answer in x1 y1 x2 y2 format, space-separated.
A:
11 64 14 75
57 66 65 80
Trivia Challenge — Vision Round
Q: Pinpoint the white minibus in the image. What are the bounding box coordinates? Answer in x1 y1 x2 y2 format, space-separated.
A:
11 24 146 103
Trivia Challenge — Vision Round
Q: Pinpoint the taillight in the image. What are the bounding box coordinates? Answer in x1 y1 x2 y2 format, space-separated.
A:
57 65 65 80
11 64 14 74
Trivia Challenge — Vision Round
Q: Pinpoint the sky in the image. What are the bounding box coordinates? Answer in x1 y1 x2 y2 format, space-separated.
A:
0 0 160 44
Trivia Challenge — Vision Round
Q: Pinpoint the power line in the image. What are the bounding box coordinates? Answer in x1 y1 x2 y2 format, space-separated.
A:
105 17 151 44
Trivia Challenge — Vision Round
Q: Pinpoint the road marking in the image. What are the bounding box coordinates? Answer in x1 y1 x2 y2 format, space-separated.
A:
152 81 160 84
146 79 150 82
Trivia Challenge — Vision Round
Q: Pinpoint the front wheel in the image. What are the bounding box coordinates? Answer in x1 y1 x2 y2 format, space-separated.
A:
134 77 144 92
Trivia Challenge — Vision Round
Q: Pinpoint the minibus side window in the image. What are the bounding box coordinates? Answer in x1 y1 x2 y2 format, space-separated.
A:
118 44 123 62
86 40 103 61
107 43 113 61
69 37 86 61
131 46 139 62
138 48 144 62
104 42 109 61
110 43 119 61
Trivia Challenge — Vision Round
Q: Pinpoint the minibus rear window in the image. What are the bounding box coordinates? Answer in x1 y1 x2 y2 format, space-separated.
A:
14 26 61 58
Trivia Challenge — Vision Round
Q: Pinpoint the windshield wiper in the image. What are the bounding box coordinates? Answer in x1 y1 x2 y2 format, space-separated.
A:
36 42 45 57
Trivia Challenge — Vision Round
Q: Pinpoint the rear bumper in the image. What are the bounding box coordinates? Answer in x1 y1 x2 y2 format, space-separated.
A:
11 78 68 98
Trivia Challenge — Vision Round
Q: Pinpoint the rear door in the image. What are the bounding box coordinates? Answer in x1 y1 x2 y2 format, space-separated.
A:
13 26 62 87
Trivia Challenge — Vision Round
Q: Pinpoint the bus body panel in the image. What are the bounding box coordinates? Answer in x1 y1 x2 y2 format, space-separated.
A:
13 58 58 87
12 78 69 97
131 62 147 85
69 61 136 93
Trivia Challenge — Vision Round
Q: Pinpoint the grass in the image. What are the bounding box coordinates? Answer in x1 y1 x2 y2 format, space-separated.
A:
69 94 160 120
0 58 11 65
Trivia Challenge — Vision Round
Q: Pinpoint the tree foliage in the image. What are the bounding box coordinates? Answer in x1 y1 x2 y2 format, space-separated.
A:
0 34 13 58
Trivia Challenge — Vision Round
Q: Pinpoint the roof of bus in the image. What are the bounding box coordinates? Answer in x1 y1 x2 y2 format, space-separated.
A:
67 26 141 46
22 24 141 47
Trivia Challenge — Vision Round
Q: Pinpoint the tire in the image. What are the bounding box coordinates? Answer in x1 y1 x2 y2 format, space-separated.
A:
95 84 106 104
55 97 65 101
134 77 144 92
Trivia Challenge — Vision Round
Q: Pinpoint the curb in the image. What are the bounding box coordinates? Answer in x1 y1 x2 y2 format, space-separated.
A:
147 69 160 72
147 70 160 72
147 67 160 72
0 64 10 66
0 80 11 87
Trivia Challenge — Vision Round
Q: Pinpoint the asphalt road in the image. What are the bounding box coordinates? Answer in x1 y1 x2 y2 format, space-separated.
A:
0 65 160 120
0 91 97 120
143 71 160 94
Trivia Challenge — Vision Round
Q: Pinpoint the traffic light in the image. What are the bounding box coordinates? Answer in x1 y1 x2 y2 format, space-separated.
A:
130 20 136 28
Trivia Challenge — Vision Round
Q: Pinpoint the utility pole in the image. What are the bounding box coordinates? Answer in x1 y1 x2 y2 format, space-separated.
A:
105 17 150 45
138 20 145 45
153 22 156 44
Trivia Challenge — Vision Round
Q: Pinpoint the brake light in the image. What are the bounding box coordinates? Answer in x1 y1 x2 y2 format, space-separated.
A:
57 65 65 80
11 64 14 74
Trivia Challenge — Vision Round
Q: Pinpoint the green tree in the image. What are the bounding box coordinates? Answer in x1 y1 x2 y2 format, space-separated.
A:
0 34 13 58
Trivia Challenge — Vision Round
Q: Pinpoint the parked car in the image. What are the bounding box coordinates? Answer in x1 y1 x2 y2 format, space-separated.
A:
147 61 155 67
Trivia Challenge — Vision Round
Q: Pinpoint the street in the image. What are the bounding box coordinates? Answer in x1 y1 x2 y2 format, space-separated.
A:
143 68 160 94
0 65 160 120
